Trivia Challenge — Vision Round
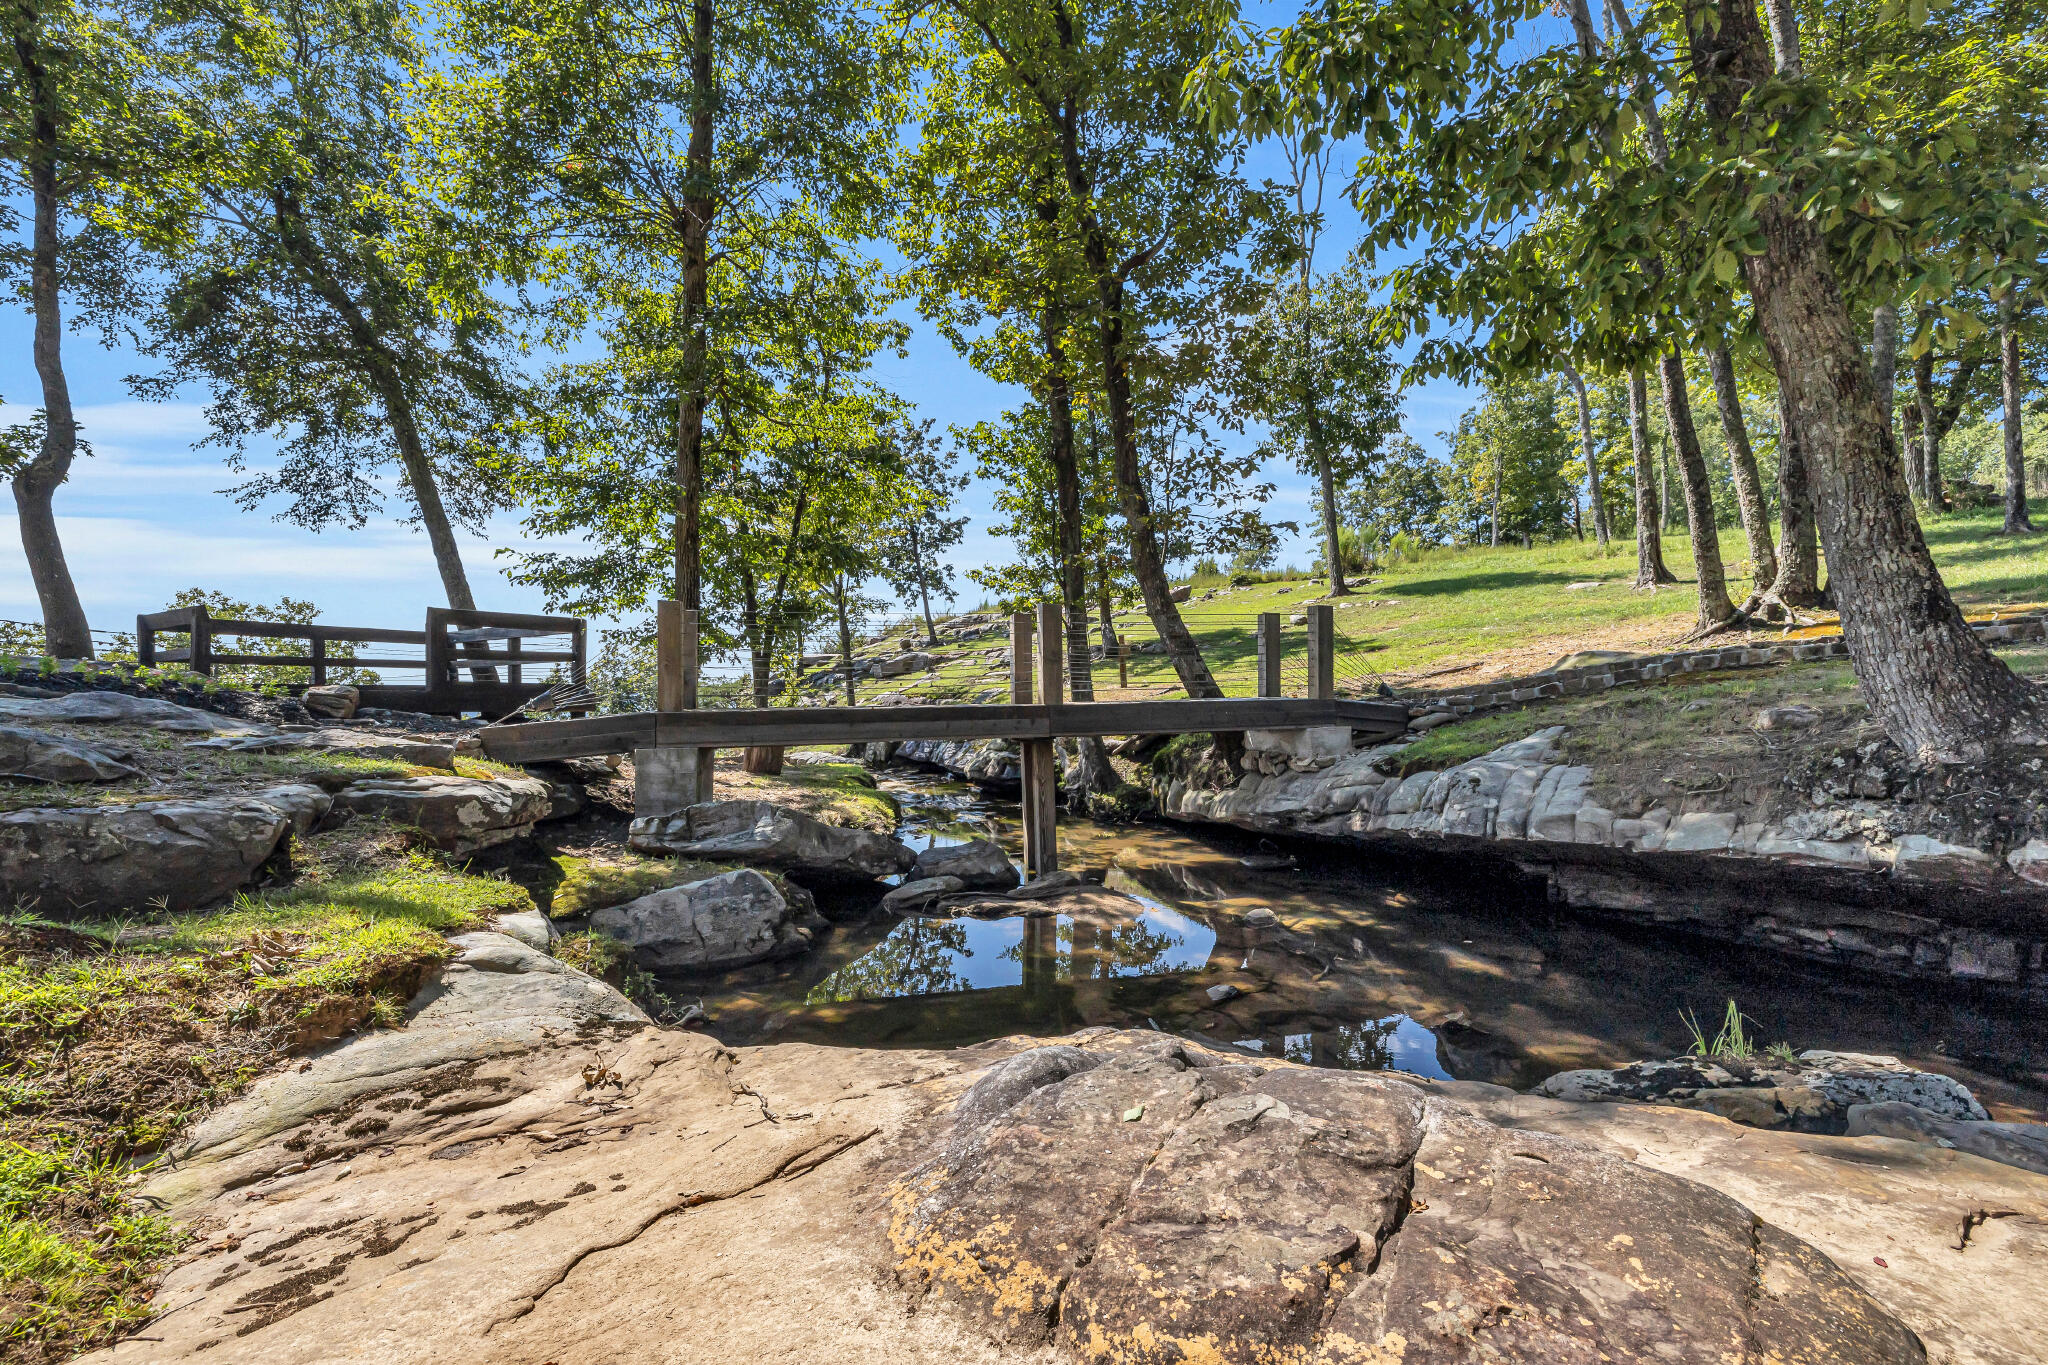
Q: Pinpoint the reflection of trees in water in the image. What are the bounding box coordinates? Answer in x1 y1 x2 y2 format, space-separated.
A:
997 916 1189 980
807 920 973 1002
1283 1019 1401 1070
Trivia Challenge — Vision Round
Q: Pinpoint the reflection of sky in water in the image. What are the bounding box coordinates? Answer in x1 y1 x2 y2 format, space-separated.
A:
808 908 1217 1003
1230 1017 1451 1082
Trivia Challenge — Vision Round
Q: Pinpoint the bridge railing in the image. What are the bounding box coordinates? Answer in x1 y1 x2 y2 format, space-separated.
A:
137 605 586 716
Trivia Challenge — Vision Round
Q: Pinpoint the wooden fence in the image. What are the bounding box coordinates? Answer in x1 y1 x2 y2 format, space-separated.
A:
136 606 587 717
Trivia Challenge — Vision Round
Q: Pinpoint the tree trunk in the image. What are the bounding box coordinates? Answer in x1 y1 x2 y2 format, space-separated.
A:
673 0 716 613
1042 303 1094 703
1706 345 1778 587
1998 294 2034 534
1560 360 1610 549
1309 411 1349 594
1657 353 1735 627
1767 388 1827 606
834 574 858 706
367 358 479 612
1050 184 1220 697
905 517 938 645
1901 382 1925 497
13 141 90 658
1690 0 2038 759
1871 303 1899 453
1488 444 1502 547
1628 367 1676 588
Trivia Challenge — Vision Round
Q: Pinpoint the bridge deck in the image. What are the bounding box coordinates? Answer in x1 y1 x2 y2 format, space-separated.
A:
477 696 1409 764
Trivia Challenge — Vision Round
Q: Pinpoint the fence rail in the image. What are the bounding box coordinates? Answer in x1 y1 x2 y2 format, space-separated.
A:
136 606 587 717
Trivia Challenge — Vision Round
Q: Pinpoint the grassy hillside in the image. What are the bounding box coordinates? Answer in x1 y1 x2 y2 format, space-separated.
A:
806 509 2048 704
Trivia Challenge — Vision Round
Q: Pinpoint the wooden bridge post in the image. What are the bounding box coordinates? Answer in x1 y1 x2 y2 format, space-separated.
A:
1306 604 1335 700
637 600 714 818
1256 613 1283 698
1020 603 1062 876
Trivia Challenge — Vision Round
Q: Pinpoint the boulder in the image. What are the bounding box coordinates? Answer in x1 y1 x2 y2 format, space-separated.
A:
334 773 553 854
299 684 360 720
0 784 329 916
0 691 260 734
885 1036 1923 1363
1754 703 1823 731
187 728 455 768
1845 1101 2048 1177
1167 583 1191 602
491 909 561 953
909 837 1019 890
880 875 965 912
628 799 915 885
0 724 140 782
1534 1049 1988 1131
2006 837 2048 884
871 652 934 679
590 868 822 971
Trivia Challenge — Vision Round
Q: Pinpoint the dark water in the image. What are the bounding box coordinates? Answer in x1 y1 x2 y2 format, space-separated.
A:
666 771 2048 1122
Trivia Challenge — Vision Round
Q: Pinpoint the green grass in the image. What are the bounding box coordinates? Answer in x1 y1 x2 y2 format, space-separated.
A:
833 509 2048 705
540 853 729 920
0 842 528 1360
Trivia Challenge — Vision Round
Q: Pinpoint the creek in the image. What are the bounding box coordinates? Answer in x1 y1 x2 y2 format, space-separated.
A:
662 770 2048 1121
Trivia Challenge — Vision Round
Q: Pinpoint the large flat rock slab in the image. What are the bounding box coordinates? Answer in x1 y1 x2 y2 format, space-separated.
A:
86 1030 2038 1363
0 784 328 916
0 723 139 782
1437 1078 2048 1365
0 691 262 733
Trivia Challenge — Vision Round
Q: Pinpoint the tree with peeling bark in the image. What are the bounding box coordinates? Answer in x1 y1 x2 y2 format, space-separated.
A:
1194 0 2047 758
132 0 522 615
419 0 896 617
1 0 207 658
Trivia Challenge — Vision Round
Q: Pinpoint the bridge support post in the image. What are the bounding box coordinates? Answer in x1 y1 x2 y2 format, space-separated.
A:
1305 603 1335 699
637 601 714 818
1256 613 1283 697
1013 608 1060 877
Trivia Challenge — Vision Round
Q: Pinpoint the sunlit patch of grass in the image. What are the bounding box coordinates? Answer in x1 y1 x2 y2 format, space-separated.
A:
542 854 727 920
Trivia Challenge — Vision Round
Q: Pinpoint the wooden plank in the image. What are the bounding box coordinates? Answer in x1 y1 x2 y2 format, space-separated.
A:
207 653 432 670
1257 614 1283 698
1306 604 1335 700
657 600 683 712
1009 611 1033 704
1036 603 1062 707
428 608 584 631
478 697 1410 762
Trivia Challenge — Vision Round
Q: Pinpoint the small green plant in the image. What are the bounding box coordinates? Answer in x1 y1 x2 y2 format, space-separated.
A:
37 655 57 677
1680 999 1765 1062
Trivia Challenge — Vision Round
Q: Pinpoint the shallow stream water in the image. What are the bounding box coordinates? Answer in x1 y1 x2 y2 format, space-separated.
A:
665 770 2048 1121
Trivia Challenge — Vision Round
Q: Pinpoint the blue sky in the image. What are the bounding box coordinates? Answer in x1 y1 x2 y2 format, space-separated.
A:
0 146 1475 644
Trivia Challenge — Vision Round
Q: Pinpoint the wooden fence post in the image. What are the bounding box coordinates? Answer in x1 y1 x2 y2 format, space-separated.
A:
1306 604 1335 700
310 635 327 686
637 600 714 816
1020 604 1061 876
135 615 154 669
188 606 213 678
1256 613 1283 698
423 608 450 705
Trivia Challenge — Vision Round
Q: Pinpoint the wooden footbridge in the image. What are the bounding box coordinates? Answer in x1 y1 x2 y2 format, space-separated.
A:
479 603 1408 875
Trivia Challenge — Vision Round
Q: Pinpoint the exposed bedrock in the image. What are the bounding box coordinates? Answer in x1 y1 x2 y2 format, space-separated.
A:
1158 727 2048 994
